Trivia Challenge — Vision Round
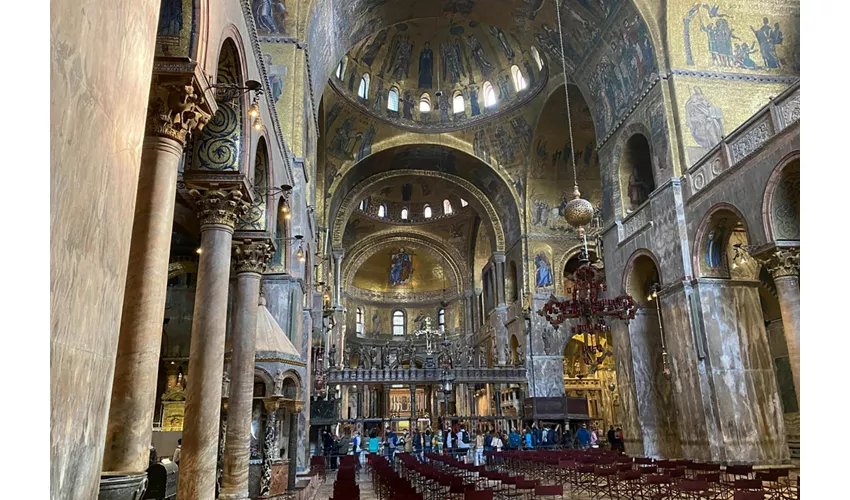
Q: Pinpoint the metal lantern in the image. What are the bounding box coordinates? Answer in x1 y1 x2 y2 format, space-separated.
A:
564 185 595 234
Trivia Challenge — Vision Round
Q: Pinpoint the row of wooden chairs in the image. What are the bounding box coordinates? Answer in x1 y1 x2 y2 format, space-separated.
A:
487 449 798 499
328 455 360 500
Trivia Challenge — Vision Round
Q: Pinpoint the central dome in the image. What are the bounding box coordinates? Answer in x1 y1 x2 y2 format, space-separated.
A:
329 17 548 133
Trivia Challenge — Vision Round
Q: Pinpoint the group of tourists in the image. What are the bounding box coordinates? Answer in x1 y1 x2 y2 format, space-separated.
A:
319 421 627 468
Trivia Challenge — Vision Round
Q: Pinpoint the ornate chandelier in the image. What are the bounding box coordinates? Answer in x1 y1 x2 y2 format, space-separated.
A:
538 249 637 366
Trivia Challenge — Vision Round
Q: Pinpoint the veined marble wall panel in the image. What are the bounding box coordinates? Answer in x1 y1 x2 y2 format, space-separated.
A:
628 310 683 459
528 357 565 398
695 280 788 463
608 320 645 456
658 288 718 461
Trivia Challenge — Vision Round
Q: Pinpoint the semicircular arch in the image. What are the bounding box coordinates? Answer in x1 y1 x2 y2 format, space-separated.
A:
332 168 507 252
341 230 470 294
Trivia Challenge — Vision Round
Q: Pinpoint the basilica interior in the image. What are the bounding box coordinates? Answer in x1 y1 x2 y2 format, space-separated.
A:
50 0 801 499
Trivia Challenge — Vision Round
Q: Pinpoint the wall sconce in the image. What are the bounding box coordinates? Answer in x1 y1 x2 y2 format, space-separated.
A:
210 79 264 131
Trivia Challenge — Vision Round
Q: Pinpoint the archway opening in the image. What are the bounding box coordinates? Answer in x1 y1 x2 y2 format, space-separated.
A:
770 158 800 241
620 134 655 213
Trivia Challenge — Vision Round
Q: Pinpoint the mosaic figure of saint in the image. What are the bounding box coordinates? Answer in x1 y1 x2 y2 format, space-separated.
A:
488 25 515 60
685 87 723 150
441 39 467 85
390 248 413 285
751 18 782 69
466 34 494 77
362 30 388 67
418 42 434 89
535 252 553 288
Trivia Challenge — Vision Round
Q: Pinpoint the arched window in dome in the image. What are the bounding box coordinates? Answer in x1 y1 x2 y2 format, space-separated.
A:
356 307 364 336
452 91 465 114
438 308 446 329
420 93 431 113
460 198 468 208
358 73 370 99
483 81 496 107
443 199 453 215
531 46 543 70
359 198 369 211
401 207 409 220
388 87 399 111
511 65 527 91
423 205 432 218
392 310 406 336
335 59 346 80
377 203 387 218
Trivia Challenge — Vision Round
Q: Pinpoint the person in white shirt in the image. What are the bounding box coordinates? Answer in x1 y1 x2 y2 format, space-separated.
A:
491 433 504 452
172 439 182 466
457 426 471 462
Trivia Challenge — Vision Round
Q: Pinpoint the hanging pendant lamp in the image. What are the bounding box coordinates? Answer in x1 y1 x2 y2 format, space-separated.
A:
554 0 595 238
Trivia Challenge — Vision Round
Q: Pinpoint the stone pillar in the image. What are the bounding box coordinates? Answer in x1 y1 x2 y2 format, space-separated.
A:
220 241 273 499
332 248 344 308
493 253 507 306
287 402 303 491
51 1 161 497
260 399 280 497
102 79 212 476
463 291 474 335
177 186 248 500
410 384 417 421
762 248 800 400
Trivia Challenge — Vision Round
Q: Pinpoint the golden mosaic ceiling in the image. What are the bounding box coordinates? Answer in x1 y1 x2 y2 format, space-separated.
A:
330 16 548 132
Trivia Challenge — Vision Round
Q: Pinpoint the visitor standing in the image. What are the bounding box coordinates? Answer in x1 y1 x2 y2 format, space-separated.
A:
607 426 617 450
172 439 181 467
576 424 591 450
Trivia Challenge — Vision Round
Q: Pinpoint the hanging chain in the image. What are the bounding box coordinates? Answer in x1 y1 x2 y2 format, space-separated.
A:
555 0 579 190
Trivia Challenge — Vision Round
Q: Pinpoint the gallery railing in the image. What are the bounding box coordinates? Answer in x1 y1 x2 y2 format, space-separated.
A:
326 366 529 385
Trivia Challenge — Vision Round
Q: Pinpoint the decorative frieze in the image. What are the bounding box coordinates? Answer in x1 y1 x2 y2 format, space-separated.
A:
189 185 250 228
728 118 773 164
621 204 652 243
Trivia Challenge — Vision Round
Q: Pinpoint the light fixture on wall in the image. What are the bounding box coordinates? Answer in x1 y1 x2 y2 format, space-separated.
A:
730 243 756 269
647 282 672 378
209 79 265 131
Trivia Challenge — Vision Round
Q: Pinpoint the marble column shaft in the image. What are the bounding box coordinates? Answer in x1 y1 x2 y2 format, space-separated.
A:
51 0 160 497
102 136 184 473
221 240 270 499
493 253 506 307
332 249 344 308
178 187 247 500
765 248 800 401
288 410 299 490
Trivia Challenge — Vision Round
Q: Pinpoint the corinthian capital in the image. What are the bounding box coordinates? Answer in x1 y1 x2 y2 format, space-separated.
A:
188 184 249 228
146 74 213 144
233 239 274 274
763 247 800 279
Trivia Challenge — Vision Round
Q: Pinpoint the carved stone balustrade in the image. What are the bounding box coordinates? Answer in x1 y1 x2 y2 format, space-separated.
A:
326 366 528 385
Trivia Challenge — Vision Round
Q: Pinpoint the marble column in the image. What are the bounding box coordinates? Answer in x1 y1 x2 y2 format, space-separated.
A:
221 241 273 499
410 385 417 421
260 399 279 497
463 291 474 335
332 248 344 308
177 186 248 500
763 248 800 400
102 80 212 476
287 403 302 491
51 1 160 497
493 253 507 307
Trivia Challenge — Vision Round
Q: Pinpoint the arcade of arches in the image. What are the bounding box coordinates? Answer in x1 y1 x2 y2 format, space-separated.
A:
51 0 800 498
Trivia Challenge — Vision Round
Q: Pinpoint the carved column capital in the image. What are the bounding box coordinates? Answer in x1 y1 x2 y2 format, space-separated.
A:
233 239 273 274
492 252 507 264
762 247 800 279
146 74 213 144
189 184 249 228
263 398 281 413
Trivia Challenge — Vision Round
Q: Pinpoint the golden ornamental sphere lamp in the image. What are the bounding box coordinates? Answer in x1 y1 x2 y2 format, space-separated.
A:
564 185 594 236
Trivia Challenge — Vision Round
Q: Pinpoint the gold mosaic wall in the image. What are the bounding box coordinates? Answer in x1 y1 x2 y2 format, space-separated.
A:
668 1 800 76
